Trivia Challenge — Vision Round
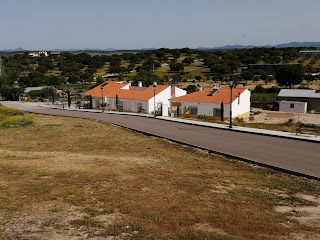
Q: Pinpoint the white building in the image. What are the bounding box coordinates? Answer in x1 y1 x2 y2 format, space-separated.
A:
279 100 307 113
84 81 186 116
28 51 49 57
170 86 251 119
278 89 320 113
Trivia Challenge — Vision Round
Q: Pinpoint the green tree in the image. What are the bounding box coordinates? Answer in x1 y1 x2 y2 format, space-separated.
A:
195 75 202 81
241 71 253 81
184 85 198 93
132 70 161 86
96 76 104 85
182 57 194 65
253 75 260 82
169 62 184 72
260 71 268 80
275 65 304 87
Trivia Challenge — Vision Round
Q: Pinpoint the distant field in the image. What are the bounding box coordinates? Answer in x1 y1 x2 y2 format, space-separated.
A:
0 113 319 239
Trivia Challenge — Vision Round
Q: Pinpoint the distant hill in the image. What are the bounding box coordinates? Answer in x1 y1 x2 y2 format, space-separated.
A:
0 47 26 52
275 42 320 48
198 41 320 50
2 41 320 53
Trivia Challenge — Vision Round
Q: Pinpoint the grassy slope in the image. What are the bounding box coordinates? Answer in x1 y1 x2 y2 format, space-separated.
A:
0 113 319 239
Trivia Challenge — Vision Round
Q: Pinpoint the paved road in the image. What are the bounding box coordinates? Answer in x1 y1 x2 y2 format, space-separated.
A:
2 101 320 179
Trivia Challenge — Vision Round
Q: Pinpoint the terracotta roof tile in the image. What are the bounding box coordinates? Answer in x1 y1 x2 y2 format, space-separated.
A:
84 81 127 98
109 85 169 101
84 81 170 101
171 87 246 104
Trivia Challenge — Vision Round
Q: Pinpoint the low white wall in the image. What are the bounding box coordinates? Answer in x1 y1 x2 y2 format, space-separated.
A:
279 101 307 113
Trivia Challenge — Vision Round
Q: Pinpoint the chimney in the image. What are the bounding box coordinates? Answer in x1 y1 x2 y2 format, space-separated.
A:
153 82 157 86
128 81 132 87
138 81 142 87
198 85 203 91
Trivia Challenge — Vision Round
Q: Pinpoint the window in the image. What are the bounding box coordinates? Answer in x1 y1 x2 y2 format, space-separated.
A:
290 103 294 108
213 108 222 117
189 107 198 115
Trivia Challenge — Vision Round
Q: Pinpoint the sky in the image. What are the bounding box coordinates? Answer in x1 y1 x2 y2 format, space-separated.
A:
1 0 320 50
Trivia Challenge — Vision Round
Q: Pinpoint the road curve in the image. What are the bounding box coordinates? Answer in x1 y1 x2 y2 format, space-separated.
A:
2 101 320 180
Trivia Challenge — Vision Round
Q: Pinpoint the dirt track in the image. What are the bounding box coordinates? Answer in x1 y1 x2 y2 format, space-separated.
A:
247 109 320 124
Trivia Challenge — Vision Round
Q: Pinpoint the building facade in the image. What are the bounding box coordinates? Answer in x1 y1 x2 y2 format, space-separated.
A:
278 89 320 113
170 87 251 119
84 81 186 116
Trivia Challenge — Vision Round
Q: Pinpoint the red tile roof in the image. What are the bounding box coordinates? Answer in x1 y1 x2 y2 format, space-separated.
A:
171 87 246 104
84 81 127 98
84 81 170 101
108 85 169 101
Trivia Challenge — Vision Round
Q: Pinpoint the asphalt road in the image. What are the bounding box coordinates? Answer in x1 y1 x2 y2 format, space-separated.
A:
2 102 320 179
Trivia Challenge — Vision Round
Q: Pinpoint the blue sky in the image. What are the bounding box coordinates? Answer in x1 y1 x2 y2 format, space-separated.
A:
1 0 320 50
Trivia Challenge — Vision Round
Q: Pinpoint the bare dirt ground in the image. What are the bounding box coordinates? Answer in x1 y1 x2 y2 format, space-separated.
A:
246 109 320 124
0 114 319 239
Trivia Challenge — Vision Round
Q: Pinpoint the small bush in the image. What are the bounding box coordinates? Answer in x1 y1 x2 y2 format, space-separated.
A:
0 106 24 116
0 116 33 128
234 117 244 124
196 114 207 120
0 107 33 128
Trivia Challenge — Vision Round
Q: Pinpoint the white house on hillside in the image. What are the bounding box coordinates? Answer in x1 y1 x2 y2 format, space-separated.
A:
170 86 251 119
84 81 186 116
28 51 49 57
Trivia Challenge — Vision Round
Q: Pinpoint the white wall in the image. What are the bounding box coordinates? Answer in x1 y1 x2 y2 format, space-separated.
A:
279 101 307 113
232 89 251 118
172 86 187 98
92 85 186 116
108 98 148 112
179 89 250 118
148 86 172 116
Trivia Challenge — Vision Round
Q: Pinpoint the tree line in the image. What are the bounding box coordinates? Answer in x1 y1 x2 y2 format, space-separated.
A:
1 47 319 100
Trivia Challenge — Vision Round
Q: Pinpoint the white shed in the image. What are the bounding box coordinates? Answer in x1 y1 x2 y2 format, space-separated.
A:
279 100 307 113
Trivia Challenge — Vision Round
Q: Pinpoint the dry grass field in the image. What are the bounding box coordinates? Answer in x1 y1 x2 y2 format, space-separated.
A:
0 113 319 240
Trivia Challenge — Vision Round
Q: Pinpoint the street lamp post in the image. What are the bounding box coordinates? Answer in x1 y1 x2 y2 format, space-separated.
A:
153 83 156 117
229 80 233 129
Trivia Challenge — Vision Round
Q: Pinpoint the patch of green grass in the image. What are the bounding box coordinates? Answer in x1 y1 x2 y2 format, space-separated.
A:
0 107 32 129
241 190 317 207
0 115 33 128
269 176 318 194
312 59 320 68
0 106 24 116
70 217 104 228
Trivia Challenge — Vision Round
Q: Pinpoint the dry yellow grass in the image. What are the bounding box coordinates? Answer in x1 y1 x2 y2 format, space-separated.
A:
0 114 319 239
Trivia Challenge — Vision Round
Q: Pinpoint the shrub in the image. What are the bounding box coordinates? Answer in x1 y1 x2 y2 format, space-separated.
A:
0 107 33 128
234 117 244 124
196 114 207 120
0 116 33 128
0 106 24 116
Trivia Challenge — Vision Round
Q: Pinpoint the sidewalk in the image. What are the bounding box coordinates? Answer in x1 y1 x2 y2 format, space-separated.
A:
43 104 320 143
